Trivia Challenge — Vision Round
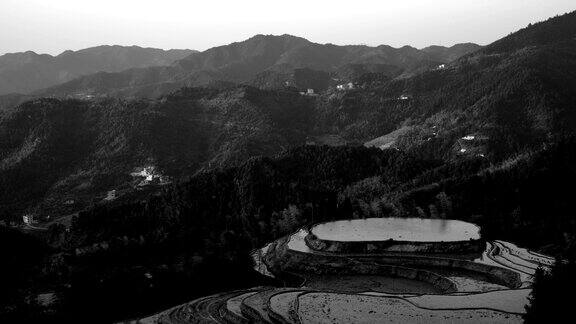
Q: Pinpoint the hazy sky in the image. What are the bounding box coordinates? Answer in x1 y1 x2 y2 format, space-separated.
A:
1 0 575 55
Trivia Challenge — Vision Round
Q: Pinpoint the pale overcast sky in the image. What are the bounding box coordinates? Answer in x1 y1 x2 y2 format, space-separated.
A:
0 0 575 55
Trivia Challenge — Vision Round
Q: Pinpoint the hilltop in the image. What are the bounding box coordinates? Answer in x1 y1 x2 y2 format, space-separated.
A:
34 35 480 98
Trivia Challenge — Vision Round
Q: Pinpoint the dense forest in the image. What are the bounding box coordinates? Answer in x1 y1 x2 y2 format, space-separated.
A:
525 258 576 323
3 138 576 322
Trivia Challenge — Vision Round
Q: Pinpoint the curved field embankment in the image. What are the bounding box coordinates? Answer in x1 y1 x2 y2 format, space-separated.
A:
139 224 553 324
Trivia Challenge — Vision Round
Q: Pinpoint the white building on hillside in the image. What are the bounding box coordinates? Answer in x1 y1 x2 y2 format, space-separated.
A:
104 190 117 201
300 89 318 96
336 82 355 91
22 214 37 225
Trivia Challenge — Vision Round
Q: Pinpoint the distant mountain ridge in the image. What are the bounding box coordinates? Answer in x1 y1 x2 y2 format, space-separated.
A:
0 45 196 95
35 35 481 98
421 43 482 62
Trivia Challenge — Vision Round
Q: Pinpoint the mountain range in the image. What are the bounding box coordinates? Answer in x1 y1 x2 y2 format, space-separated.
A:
33 36 481 98
0 45 195 96
1 12 576 222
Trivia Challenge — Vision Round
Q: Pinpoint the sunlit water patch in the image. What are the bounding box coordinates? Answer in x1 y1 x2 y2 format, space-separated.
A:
310 218 480 242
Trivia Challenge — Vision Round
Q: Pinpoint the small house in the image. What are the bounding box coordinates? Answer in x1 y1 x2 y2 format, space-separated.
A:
336 82 355 91
22 214 37 225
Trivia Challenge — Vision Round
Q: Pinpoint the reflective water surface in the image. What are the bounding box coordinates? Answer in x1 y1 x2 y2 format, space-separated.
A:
310 218 481 242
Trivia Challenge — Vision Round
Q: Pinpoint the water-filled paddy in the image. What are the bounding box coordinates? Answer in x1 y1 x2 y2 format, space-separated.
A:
311 218 480 242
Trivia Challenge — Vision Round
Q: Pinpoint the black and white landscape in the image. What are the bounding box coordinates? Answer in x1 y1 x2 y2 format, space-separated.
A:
1 1 576 323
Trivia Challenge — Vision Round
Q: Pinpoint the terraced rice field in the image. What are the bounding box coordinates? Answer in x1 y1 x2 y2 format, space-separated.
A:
298 292 522 323
302 274 441 294
138 218 552 323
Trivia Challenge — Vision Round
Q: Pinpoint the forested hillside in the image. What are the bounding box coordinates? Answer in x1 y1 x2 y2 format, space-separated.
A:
2 12 576 223
0 87 315 220
328 12 576 162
